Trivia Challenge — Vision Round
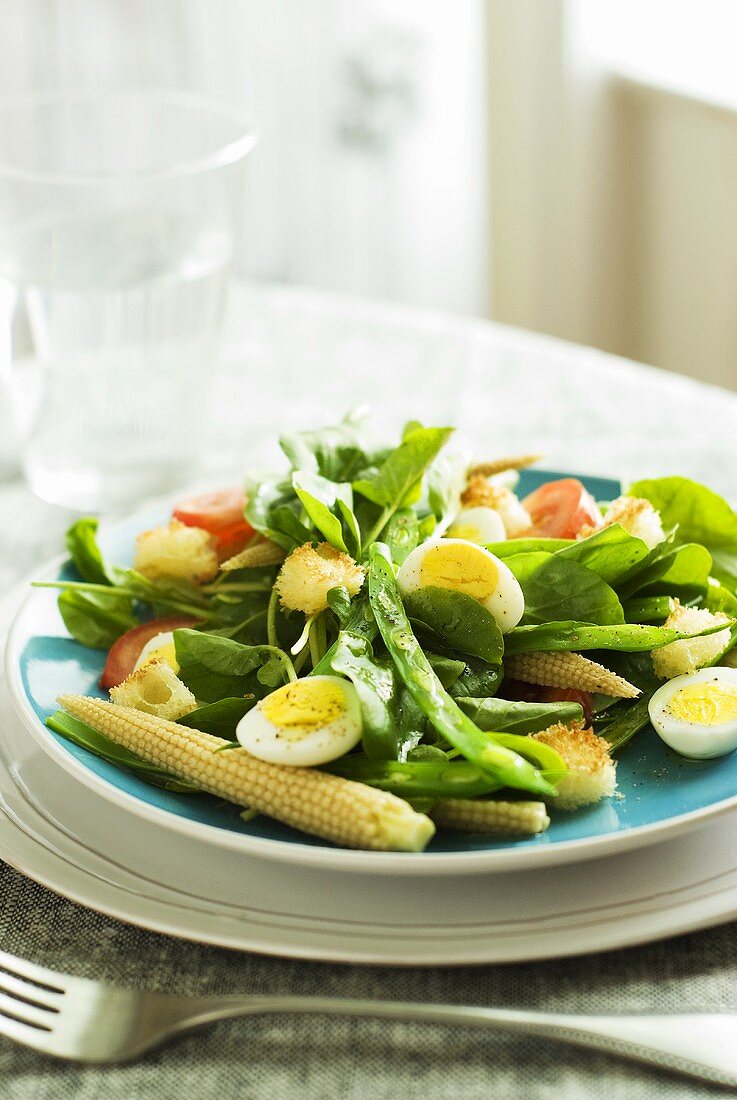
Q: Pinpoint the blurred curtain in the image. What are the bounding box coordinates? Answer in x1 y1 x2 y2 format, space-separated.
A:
485 0 737 391
0 0 488 314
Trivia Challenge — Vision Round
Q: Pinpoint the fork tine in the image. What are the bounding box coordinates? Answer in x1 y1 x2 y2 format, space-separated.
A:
0 1010 55 1054
0 950 66 994
0 971 62 1010
0 992 56 1030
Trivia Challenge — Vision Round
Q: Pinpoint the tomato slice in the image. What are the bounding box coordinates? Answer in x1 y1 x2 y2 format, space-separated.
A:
100 615 200 689
214 519 254 561
173 487 252 534
538 687 595 727
173 487 254 557
522 478 602 539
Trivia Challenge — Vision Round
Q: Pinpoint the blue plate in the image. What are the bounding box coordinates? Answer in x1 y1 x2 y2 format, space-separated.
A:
7 470 737 873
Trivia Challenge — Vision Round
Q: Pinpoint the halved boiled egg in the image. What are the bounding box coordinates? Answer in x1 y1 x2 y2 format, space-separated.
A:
133 631 179 672
446 506 506 545
648 667 737 759
396 537 524 633
236 675 363 766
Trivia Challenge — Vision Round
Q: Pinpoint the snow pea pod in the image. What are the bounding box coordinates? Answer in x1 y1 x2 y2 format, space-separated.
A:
367 543 557 798
325 756 501 800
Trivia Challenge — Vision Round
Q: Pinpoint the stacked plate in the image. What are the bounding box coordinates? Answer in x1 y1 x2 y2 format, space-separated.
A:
5 481 737 965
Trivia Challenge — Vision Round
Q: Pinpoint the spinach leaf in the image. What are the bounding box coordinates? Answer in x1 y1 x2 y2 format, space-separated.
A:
556 524 650 587
326 585 354 624
310 592 379 676
65 517 114 585
47 711 197 792
425 652 467 689
457 696 584 735
706 581 737 617
292 470 360 556
620 543 712 603
174 629 292 702
280 410 369 482
447 658 504 698
504 619 731 655
245 478 313 551
630 476 737 550
486 538 572 558
505 552 624 626
404 586 504 664
354 425 452 540
178 698 255 738
58 589 138 649
630 476 737 591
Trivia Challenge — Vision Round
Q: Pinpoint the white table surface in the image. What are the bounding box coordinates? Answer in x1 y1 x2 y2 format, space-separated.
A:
3 280 737 1100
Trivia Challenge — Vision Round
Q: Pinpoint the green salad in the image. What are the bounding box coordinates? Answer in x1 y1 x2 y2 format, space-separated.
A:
42 412 737 852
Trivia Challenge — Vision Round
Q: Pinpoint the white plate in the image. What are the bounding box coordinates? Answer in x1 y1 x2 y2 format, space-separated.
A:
11 493 737 877
4 663 737 965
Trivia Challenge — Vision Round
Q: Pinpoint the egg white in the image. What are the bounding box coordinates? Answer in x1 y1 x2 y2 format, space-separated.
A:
236 675 363 767
133 631 178 672
648 666 737 759
446 506 506 545
396 537 524 633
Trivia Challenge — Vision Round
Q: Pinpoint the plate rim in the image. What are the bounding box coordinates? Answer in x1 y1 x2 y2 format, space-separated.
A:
5 685 737 965
10 485 737 876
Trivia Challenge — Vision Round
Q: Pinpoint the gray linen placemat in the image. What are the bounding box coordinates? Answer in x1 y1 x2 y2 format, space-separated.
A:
1 858 735 1100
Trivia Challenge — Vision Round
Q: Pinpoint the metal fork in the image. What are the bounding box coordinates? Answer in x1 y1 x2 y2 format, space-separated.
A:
1 948 737 1087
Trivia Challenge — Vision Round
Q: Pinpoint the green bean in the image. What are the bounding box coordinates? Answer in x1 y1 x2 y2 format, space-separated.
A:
599 694 655 753
325 756 501 800
367 543 558 798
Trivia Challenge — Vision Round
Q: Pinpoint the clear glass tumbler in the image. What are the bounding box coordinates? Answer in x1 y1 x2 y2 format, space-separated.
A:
0 89 255 511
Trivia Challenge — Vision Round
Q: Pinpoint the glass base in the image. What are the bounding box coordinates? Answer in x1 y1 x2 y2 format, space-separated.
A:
24 458 196 513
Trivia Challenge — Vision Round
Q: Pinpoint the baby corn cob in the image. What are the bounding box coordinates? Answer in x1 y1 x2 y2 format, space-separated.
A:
467 454 542 479
506 651 640 699
58 696 435 852
431 799 550 836
221 540 286 572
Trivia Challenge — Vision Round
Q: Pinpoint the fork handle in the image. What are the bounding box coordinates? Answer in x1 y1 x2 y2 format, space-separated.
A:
170 999 737 1088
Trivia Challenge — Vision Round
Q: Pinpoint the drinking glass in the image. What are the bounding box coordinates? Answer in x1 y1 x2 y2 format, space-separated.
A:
0 89 255 510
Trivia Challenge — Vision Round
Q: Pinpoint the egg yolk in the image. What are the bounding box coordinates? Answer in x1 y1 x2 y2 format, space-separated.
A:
420 542 498 602
143 642 179 672
261 679 346 739
668 682 737 726
446 523 481 542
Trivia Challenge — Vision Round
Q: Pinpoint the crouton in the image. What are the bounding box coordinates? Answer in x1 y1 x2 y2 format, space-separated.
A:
532 722 617 810
652 600 732 679
110 659 197 721
276 543 365 616
581 495 665 549
460 477 532 537
134 519 219 584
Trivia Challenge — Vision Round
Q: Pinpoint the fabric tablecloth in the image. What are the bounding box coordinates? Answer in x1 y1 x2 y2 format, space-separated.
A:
2 281 737 1099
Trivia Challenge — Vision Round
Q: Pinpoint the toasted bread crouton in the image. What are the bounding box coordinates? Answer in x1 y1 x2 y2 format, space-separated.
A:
460 477 532 537
134 519 219 584
582 495 665 549
276 542 365 616
652 600 732 679
532 722 617 810
110 659 197 721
